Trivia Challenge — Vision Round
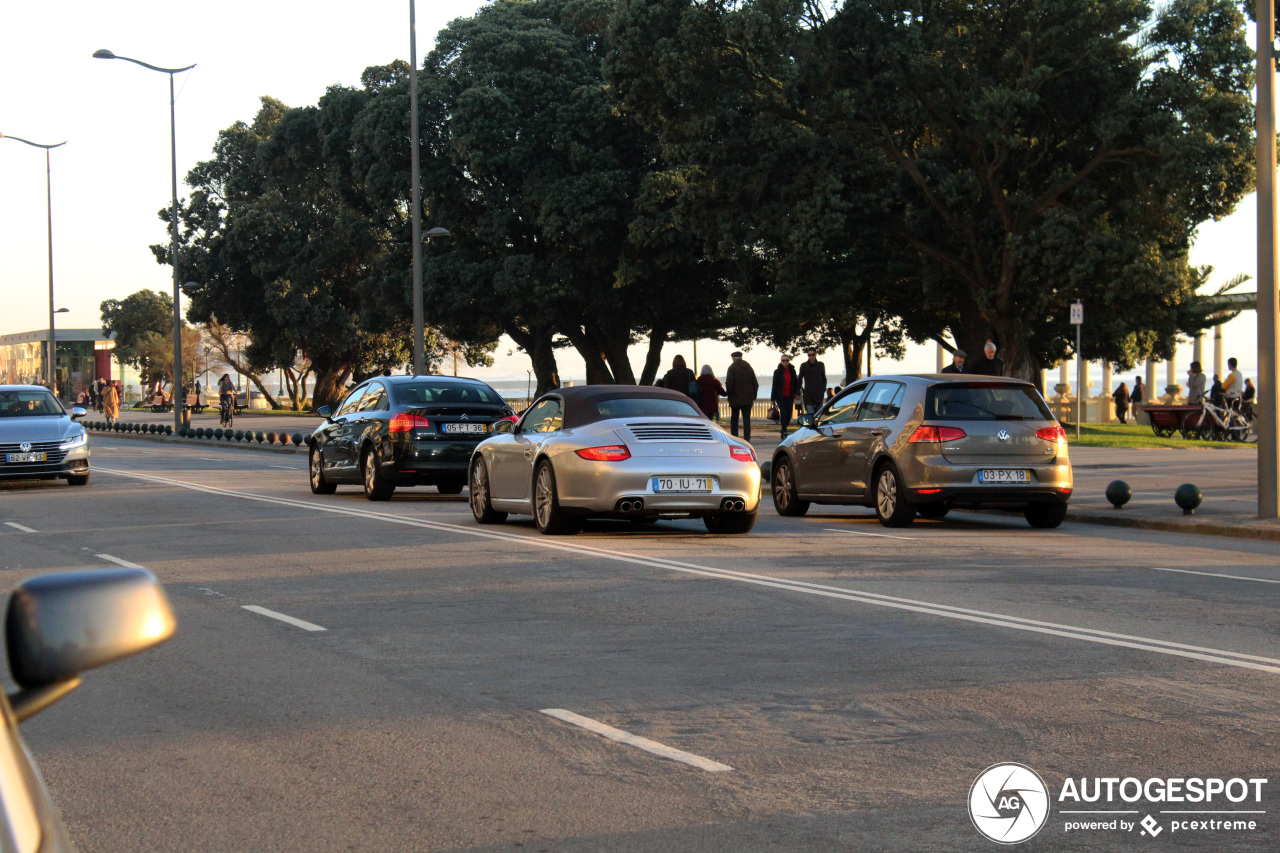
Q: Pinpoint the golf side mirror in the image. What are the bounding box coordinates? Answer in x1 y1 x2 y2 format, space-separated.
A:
6 568 176 721
796 413 814 428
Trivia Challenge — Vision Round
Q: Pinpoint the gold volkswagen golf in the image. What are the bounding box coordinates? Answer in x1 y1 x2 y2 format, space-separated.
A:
770 376 1072 528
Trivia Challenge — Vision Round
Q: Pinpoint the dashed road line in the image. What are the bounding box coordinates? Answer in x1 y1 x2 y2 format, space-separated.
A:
4 522 36 533
823 527 916 541
96 553 144 569
242 605 326 632
540 709 732 772
94 467 1280 675
1153 567 1280 585
269 465 301 470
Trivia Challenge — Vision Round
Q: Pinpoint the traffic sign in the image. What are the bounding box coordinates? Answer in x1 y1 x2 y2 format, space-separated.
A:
1070 302 1083 325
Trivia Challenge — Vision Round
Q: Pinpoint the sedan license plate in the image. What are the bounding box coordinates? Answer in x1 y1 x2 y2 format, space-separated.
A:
6 452 45 463
442 423 487 434
978 469 1030 484
652 476 711 493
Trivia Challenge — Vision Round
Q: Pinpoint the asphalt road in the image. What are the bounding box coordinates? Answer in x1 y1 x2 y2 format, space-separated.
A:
2 438 1279 851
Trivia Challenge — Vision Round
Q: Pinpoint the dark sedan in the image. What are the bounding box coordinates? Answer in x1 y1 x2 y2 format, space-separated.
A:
308 376 514 500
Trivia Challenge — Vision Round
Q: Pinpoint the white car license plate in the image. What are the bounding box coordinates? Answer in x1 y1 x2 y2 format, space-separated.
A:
979 469 1030 483
6 452 45 463
652 477 711 493
442 423 487 434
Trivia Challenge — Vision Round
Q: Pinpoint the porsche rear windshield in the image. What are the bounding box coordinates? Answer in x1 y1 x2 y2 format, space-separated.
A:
925 383 1053 421
392 382 502 406
593 397 703 419
0 389 64 418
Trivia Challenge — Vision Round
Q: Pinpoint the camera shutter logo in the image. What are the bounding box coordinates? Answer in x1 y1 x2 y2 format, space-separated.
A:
969 763 1050 844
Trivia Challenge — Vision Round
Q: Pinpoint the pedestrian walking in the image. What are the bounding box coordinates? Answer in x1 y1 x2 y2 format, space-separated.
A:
941 349 967 374
695 365 726 420
1113 382 1130 423
101 381 120 425
1223 357 1244 410
797 348 827 414
724 351 759 441
660 355 698 401
1130 376 1145 417
1186 361 1206 406
969 342 1005 376
771 355 800 439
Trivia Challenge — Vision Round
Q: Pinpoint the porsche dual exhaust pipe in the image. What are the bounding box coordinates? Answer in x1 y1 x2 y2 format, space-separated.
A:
720 498 746 512
616 498 645 513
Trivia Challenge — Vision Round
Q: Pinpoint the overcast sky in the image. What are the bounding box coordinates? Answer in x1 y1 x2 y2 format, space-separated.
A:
0 1 1261 385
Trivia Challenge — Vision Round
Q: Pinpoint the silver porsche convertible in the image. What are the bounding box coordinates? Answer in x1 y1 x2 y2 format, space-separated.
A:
468 386 761 534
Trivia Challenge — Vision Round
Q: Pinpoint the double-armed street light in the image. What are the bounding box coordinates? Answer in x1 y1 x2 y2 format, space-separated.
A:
92 48 196 430
0 132 66 390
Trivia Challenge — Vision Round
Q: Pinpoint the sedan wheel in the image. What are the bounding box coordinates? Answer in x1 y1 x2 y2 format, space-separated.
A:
469 460 507 525
309 446 336 495
66 472 89 487
771 458 810 517
1024 502 1068 529
874 465 914 528
362 448 395 501
533 460 581 535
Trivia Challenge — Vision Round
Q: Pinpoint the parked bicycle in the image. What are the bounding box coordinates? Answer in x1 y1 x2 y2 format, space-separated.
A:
1193 399 1251 442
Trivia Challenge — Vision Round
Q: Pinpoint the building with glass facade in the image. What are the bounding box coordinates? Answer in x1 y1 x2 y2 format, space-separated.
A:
0 329 142 402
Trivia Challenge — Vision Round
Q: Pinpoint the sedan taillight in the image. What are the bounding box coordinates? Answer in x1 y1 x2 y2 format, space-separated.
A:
390 413 431 433
575 445 631 461
908 425 967 443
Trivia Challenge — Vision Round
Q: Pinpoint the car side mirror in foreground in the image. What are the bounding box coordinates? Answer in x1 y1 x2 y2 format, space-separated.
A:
493 420 514 434
70 407 86 420
6 568 176 722
316 405 333 419
796 413 814 428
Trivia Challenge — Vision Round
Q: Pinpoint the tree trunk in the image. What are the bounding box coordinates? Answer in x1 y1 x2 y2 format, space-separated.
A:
639 333 666 385
837 320 873 384
508 324 561 398
560 325 615 384
598 326 637 385
310 359 352 409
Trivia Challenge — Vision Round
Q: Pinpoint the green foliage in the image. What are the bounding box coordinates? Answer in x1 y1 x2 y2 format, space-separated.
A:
100 290 176 381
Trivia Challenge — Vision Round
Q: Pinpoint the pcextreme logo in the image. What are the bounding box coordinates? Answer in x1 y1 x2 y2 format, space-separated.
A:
969 764 1269 844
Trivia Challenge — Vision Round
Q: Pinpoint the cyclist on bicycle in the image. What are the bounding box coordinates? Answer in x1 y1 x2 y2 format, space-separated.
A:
217 373 236 426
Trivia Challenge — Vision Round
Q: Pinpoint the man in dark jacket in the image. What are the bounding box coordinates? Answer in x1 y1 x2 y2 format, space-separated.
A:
941 349 967 374
771 356 800 438
660 355 698 400
969 342 1005 376
724 352 759 440
797 348 827 414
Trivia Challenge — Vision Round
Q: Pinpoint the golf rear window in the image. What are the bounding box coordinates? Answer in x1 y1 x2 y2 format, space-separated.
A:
925 383 1053 421
392 383 500 406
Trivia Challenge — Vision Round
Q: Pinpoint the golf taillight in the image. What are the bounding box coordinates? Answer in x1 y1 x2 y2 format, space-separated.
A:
575 445 631 461
908 425 967 443
390 413 431 433
1037 426 1067 442
729 444 756 462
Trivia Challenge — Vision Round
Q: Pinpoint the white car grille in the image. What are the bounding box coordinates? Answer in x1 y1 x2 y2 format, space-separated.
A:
626 423 717 442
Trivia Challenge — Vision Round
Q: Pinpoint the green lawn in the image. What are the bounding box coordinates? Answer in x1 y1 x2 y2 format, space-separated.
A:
1062 423 1254 450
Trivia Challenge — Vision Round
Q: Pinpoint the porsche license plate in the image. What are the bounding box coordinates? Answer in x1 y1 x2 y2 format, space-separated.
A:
652 477 711 493
6 452 45 463
443 423 487 434
978 469 1030 483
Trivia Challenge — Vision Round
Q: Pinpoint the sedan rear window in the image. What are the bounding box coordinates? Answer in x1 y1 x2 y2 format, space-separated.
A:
926 383 1053 421
0 390 63 417
393 383 501 406
594 398 702 420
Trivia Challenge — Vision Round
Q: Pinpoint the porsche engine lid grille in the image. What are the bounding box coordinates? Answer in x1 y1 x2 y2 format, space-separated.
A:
625 423 716 442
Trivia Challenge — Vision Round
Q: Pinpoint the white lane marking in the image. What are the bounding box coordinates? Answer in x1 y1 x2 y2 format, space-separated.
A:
241 605 326 632
823 527 916 541
4 522 36 533
198 457 223 462
96 553 143 569
95 467 1280 675
540 709 732 772
269 465 300 470
1153 567 1280 585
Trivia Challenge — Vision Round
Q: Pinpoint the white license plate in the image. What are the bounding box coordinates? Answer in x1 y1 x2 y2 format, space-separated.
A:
979 469 1030 483
442 423 487 434
652 477 711 493
6 453 45 463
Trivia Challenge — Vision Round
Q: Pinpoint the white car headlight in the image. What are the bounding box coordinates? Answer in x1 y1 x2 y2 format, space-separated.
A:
59 432 87 451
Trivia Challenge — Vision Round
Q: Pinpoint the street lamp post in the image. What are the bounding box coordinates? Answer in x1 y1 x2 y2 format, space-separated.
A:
1257 0 1280 518
93 49 196 432
422 226 451 374
0 133 66 391
410 0 424 376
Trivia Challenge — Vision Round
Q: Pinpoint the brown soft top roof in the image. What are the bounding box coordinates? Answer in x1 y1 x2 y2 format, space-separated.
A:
536 384 705 429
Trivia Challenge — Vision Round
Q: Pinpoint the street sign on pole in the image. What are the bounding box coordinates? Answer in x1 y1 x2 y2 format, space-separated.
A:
1072 302 1083 440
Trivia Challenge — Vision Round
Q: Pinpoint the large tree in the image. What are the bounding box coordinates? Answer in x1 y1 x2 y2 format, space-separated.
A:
607 0 1255 378
100 289 180 383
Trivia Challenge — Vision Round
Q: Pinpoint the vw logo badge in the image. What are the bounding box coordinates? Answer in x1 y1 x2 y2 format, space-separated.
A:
996 430 1010 443
19 442 31 452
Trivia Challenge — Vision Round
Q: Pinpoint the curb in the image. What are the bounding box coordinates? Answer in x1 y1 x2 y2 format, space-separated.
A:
91 430 306 456
1065 509 1280 543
